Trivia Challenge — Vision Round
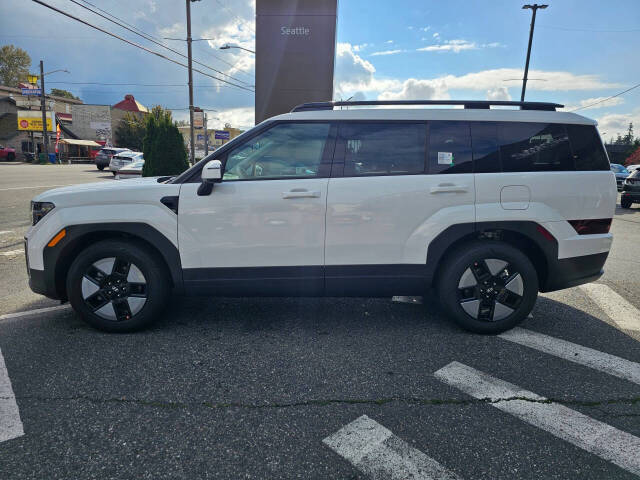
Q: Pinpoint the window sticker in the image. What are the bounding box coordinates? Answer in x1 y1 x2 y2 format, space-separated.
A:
438 151 454 165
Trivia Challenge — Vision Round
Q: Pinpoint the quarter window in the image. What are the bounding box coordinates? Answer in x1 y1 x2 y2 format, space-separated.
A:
224 123 331 180
499 123 573 172
427 121 472 174
566 124 610 171
340 123 426 176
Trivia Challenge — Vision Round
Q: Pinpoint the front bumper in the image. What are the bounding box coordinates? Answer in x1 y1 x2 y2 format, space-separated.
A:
28 268 60 299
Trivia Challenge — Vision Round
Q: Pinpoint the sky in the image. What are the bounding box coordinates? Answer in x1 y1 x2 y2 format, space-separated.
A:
2 0 640 140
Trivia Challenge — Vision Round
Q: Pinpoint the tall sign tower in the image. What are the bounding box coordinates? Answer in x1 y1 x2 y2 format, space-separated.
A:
255 0 337 124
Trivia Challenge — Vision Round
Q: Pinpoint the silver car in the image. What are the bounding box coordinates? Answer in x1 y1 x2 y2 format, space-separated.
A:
610 163 630 191
109 151 143 175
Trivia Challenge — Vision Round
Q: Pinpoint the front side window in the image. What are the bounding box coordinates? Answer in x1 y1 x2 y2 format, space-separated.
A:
499 122 572 172
428 121 472 174
223 123 330 180
340 123 426 176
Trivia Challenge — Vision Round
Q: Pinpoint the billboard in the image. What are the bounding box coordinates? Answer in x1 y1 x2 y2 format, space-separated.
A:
214 130 230 140
17 110 55 132
255 0 337 124
193 110 204 129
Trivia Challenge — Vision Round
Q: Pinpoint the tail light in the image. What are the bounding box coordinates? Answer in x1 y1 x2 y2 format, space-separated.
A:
568 219 612 235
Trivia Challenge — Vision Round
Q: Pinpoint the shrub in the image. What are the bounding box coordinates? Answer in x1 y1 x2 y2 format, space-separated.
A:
142 106 189 177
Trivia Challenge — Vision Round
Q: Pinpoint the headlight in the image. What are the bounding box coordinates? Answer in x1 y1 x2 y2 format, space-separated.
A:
31 201 55 225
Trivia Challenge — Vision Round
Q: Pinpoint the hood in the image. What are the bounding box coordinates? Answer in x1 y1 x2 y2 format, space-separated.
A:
33 177 180 207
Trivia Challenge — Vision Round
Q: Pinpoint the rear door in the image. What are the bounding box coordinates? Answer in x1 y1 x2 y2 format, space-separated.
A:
324 121 476 295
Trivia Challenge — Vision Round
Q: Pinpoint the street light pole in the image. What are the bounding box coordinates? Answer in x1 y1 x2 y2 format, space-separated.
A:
219 44 255 54
39 60 49 158
186 0 199 165
520 4 547 102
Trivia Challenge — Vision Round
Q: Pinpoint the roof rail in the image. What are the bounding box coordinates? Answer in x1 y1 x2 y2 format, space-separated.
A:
291 100 564 112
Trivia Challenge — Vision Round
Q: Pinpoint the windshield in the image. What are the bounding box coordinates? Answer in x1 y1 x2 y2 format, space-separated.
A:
610 164 629 173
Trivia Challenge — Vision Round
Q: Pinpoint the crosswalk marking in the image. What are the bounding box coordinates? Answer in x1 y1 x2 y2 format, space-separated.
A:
499 327 640 385
434 362 640 476
579 283 640 332
0 348 24 443
323 415 461 480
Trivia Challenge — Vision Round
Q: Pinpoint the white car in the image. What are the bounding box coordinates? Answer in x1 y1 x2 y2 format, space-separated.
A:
115 159 144 179
25 100 616 333
626 164 640 174
109 151 143 175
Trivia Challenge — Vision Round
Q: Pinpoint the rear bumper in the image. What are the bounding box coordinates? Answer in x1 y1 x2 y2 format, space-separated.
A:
621 190 640 201
541 251 608 292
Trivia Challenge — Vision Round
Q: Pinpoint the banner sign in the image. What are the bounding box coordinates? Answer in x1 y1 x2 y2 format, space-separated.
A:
193 110 204 129
17 110 55 132
214 130 230 140
21 88 41 96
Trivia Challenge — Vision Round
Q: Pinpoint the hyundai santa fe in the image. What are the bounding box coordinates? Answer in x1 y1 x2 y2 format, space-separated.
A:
25 100 617 333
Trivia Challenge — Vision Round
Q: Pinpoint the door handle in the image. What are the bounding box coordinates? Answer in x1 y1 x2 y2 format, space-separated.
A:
430 183 469 194
282 189 321 199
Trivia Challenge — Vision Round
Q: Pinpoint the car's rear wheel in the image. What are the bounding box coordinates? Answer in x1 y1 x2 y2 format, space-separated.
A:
66 240 170 332
97 164 105 170
437 241 538 334
621 198 632 208
7 152 15 161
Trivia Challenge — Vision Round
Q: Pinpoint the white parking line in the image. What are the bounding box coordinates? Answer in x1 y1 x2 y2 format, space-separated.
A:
0 348 24 443
0 249 24 257
499 328 640 385
0 184 67 192
323 415 461 480
0 304 71 321
579 283 640 332
434 362 640 476
0 231 13 236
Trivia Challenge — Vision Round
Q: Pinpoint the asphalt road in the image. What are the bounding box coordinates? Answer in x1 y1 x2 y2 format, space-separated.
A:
0 162 639 479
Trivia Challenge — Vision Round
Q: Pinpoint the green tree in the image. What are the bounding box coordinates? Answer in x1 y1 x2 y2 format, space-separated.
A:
142 106 189 177
0 45 31 86
115 113 146 151
50 88 79 100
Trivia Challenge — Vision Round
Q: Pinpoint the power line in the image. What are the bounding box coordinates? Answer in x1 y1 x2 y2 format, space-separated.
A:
68 0 253 88
47 81 246 88
570 82 640 112
538 24 640 33
31 0 254 93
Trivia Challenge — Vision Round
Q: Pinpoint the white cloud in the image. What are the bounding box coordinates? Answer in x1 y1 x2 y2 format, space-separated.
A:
560 96 624 112
385 40 394 44
420 26 431 32
487 87 512 101
352 43 370 52
417 39 502 53
433 32 440 39
215 107 255 130
370 49 404 56
596 108 640 139
378 78 450 100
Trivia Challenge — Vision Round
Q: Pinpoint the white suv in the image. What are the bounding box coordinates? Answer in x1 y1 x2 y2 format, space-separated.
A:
25 100 617 333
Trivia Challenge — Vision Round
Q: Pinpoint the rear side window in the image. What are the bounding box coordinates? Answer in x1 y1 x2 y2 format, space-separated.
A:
340 123 426 176
566 124 609 171
499 123 572 172
427 121 472 174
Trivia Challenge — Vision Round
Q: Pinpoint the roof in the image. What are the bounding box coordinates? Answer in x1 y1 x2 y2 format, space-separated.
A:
269 108 597 126
112 94 149 113
0 85 83 104
59 139 101 146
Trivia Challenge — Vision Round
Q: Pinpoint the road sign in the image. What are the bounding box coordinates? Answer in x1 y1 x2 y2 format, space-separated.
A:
215 130 230 140
21 88 41 96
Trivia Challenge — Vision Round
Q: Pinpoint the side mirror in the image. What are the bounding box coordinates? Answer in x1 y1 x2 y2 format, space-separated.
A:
198 159 222 196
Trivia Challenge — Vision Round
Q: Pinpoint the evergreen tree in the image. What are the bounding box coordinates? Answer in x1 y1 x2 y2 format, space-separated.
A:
115 113 145 151
142 106 189 177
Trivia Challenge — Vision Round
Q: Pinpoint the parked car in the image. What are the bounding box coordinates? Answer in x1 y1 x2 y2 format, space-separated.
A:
0 145 16 161
625 164 640 174
621 168 640 208
94 147 130 171
115 159 144 179
610 163 630 191
109 151 143 175
25 99 616 333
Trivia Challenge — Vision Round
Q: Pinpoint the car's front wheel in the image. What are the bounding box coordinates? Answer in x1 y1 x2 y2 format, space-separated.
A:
621 198 632 209
66 240 170 332
437 241 538 334
97 164 105 170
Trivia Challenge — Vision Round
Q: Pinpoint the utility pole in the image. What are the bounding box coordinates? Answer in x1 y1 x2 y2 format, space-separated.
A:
204 112 209 156
186 0 199 165
39 60 49 158
520 4 547 102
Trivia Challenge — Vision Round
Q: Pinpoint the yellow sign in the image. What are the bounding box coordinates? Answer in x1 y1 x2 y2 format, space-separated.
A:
17 111 55 132
27 74 39 84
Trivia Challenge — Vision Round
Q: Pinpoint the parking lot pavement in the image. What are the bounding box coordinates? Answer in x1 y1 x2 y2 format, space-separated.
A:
1 164 639 479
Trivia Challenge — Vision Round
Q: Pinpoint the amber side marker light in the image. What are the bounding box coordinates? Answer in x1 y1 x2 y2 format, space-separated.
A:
47 229 66 247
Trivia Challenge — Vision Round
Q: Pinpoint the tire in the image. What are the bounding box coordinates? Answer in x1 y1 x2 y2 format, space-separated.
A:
621 198 632 209
112 171 116 176
437 241 538 334
66 240 171 332
7 152 15 162
97 164 105 171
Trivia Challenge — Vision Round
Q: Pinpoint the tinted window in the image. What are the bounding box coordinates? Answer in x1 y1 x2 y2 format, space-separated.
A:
566 124 609 171
499 123 572 172
428 121 472 174
340 123 426 176
470 122 501 173
224 123 330 180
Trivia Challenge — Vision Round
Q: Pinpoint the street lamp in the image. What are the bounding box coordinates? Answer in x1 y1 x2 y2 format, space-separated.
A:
220 44 255 54
39 62 70 158
520 4 547 102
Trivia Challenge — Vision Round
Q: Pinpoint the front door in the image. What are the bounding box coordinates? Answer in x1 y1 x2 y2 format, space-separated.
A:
178 122 335 295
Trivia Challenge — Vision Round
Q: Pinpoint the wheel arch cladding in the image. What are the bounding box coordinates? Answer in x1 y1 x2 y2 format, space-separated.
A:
47 223 182 300
428 222 553 290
